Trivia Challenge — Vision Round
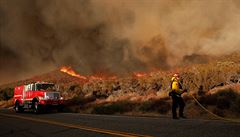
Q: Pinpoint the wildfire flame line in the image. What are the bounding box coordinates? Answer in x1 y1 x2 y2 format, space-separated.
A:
60 66 117 80
60 66 148 80
60 66 87 80
133 72 147 77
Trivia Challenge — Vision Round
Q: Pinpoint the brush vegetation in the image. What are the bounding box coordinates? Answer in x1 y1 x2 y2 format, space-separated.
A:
0 53 240 119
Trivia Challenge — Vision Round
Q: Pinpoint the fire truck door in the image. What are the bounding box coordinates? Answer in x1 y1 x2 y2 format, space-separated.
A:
23 85 27 99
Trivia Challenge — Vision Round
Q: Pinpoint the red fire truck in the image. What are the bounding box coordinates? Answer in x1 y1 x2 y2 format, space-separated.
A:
13 82 64 113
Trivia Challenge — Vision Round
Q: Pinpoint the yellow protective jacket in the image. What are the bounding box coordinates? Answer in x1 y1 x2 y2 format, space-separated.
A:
171 77 183 95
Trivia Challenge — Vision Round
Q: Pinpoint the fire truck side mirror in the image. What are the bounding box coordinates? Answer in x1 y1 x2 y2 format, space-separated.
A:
56 85 60 91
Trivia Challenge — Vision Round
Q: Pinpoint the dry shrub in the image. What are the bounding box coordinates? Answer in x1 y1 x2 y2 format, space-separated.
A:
64 95 96 106
139 99 170 114
199 88 240 116
230 96 240 113
216 96 230 109
0 99 14 108
213 108 225 117
63 105 81 113
92 100 135 114
0 88 14 101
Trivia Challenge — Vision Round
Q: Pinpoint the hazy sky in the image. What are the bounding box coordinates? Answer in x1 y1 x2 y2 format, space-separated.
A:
1 0 240 84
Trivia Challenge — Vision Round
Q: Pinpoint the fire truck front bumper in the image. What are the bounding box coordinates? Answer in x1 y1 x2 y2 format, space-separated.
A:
39 99 64 106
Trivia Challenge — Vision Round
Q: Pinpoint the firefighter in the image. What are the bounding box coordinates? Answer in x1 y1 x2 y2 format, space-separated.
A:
169 73 187 119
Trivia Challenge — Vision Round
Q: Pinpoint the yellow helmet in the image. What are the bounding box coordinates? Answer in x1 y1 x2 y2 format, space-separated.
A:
171 73 180 81
173 73 179 77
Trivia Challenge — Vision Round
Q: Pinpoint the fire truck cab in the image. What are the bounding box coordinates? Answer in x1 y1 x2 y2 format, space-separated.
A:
13 82 64 113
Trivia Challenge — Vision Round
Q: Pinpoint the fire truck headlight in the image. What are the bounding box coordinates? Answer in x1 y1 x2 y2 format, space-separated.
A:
45 96 49 99
60 97 63 100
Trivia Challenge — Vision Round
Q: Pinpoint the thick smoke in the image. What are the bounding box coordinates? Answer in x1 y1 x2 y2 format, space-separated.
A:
0 0 240 84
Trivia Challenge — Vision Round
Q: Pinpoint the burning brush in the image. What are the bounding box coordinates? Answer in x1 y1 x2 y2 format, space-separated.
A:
60 66 117 80
60 66 87 80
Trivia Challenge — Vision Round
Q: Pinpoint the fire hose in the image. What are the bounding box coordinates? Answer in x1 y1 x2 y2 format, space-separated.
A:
189 93 240 123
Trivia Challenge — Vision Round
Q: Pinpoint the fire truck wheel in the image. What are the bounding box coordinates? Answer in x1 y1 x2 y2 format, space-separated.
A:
15 101 23 113
32 100 41 114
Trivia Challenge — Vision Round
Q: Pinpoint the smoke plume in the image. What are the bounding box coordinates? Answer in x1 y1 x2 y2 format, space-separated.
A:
1 0 240 84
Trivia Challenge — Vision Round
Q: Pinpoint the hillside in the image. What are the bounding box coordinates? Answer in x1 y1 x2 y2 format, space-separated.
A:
0 53 240 119
0 70 86 89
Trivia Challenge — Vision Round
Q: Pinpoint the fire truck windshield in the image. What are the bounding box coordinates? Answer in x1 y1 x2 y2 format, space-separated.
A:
36 84 55 91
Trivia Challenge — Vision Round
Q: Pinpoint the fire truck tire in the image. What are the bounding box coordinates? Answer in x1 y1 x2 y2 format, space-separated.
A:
32 99 42 114
15 101 23 113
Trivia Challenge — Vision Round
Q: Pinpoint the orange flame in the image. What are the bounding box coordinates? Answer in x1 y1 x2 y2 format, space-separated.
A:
60 66 118 80
133 72 147 78
89 75 118 80
61 66 152 80
60 66 87 80
89 76 103 80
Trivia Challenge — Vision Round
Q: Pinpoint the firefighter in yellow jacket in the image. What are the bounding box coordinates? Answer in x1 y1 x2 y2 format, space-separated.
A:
169 73 187 119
